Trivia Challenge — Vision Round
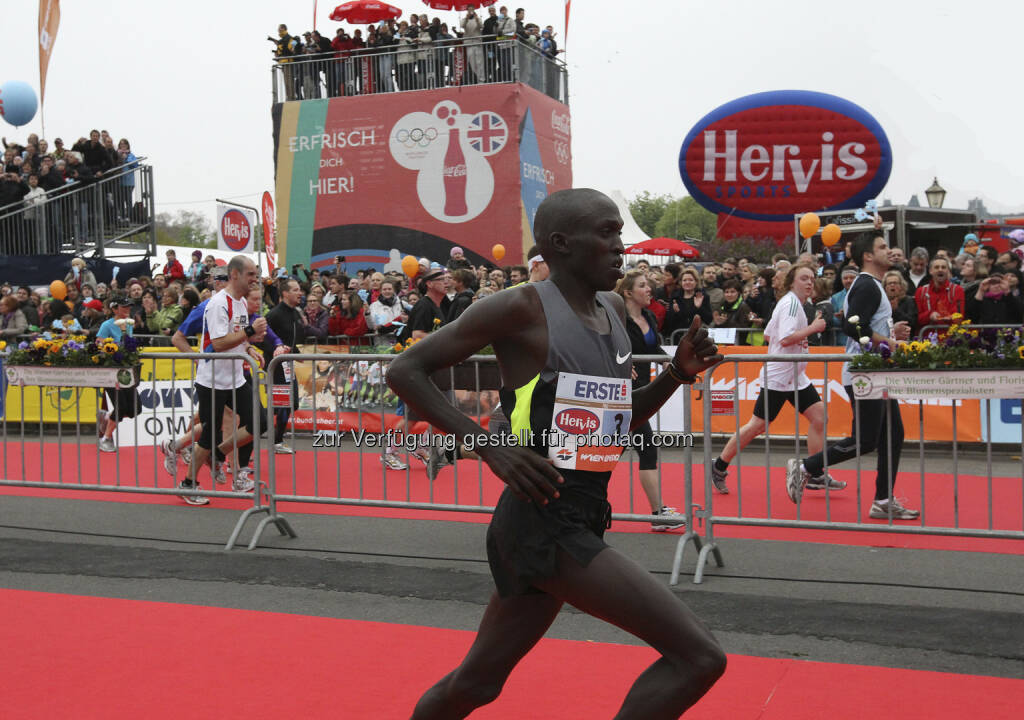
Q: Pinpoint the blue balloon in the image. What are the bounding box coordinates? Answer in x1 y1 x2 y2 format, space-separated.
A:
0 81 39 127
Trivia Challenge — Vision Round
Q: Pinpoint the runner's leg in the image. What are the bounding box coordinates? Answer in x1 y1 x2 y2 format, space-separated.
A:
534 547 726 719
411 591 563 719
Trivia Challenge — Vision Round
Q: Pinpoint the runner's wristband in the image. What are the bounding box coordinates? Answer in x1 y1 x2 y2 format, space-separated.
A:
244 325 256 338
666 363 697 384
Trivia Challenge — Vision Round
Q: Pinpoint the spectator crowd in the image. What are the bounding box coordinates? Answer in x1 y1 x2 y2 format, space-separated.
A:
270 5 564 100
1 129 141 253
3 234 1023 355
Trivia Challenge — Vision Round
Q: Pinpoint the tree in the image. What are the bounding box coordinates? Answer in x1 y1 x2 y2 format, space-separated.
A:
628 192 673 237
653 196 718 243
155 210 216 248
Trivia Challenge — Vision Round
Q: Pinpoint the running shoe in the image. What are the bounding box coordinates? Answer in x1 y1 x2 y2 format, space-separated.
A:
785 458 809 504
233 468 255 493
180 445 193 468
380 453 408 471
806 474 847 491
177 479 210 506
213 462 227 485
274 442 294 455
869 499 920 520
711 464 730 494
651 506 686 532
160 439 178 475
426 444 450 481
98 437 117 453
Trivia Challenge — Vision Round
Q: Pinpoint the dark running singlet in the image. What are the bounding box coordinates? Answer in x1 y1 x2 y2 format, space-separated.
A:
486 280 633 597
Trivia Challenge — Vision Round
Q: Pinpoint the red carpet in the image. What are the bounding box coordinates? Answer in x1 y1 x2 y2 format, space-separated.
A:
3 441 1022 554
0 589 1020 719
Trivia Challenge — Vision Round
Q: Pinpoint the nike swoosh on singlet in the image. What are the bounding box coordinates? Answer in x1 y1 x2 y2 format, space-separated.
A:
616 352 631 364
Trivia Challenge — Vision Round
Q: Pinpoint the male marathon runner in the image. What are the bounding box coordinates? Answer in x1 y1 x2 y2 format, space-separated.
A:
389 189 726 718
711 263 843 494
786 229 918 519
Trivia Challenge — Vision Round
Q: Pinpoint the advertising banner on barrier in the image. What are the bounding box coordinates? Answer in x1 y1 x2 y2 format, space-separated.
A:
271 83 572 272
657 347 982 443
0 347 986 444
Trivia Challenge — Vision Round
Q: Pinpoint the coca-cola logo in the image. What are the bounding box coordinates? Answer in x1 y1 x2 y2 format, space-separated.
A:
679 90 892 222
220 209 252 251
443 164 467 177
551 110 571 136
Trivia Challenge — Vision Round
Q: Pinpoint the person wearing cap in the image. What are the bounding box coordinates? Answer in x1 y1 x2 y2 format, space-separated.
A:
94 299 140 453
79 298 106 335
447 246 472 271
186 250 206 285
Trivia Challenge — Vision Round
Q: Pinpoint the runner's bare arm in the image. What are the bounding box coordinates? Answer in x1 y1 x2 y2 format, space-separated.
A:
387 288 565 504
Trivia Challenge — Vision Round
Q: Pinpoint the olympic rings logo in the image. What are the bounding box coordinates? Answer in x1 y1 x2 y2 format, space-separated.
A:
554 141 570 164
394 127 439 148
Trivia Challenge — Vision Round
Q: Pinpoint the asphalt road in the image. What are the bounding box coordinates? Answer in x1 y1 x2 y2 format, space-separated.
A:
0 492 1021 681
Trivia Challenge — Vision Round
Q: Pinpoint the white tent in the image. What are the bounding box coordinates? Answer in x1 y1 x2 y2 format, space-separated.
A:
606 189 651 247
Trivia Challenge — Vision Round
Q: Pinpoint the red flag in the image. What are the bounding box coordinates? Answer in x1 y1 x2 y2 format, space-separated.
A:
38 0 61 105
262 191 277 273
564 0 570 45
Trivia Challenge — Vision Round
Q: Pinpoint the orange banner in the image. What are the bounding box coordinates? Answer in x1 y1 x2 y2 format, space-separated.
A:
38 0 60 105
682 346 981 443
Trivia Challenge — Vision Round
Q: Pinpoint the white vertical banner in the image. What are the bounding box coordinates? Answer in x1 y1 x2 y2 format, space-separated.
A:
216 203 256 254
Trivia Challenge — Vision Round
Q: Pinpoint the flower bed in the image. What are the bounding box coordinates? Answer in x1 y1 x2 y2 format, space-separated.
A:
848 316 1024 372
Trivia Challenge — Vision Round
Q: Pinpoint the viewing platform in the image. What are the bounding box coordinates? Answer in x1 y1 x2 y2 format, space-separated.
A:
271 37 568 105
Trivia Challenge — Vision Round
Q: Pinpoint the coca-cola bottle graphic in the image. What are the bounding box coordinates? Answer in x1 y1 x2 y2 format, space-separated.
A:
443 127 468 217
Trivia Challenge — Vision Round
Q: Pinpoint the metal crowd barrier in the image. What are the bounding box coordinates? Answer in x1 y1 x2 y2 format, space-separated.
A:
670 325 844 347
917 322 1017 339
250 352 698 553
678 354 1024 584
0 352 289 550
272 37 568 104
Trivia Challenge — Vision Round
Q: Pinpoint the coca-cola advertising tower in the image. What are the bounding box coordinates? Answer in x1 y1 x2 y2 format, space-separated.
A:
271 83 572 272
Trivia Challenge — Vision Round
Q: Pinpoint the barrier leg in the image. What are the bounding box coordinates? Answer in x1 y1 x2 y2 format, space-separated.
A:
668 526 703 586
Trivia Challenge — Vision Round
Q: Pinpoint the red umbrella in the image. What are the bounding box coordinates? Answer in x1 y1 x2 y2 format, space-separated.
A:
624 237 699 259
329 1 402 24
421 0 496 10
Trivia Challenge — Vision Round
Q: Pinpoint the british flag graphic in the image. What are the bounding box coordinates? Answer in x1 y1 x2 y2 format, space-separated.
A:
467 112 507 155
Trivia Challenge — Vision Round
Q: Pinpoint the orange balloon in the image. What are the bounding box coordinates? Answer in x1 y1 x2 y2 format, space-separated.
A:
49 280 67 300
798 212 821 240
401 255 419 278
821 223 842 247
492 243 506 261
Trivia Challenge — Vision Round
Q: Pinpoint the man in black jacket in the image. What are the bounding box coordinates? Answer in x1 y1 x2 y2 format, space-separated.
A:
266 278 316 453
82 130 112 177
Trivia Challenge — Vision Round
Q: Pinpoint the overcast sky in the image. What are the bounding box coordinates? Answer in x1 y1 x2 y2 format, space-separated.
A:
6 0 1023 236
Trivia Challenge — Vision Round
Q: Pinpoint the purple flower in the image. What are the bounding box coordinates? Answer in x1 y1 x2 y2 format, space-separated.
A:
968 337 983 350
927 332 940 344
124 336 138 351
879 342 892 359
18 341 28 350
113 351 124 364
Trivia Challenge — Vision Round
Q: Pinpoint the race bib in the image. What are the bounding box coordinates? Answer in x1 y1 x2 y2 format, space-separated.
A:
548 372 632 472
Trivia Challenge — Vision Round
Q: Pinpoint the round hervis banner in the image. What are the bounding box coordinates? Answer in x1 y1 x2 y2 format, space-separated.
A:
679 90 892 222
217 204 256 253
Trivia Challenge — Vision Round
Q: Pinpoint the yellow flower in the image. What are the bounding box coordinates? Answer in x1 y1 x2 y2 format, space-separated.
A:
433 318 441 326
951 313 963 321
33 339 48 350
920 340 932 349
0 340 6 351
1018 346 1024 360
392 343 403 353
92 356 100 364
961 318 972 326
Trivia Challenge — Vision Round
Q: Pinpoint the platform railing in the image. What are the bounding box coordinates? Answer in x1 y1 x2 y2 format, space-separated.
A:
272 37 568 104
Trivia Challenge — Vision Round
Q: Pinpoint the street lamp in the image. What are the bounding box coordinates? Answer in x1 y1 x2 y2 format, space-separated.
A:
925 177 946 209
